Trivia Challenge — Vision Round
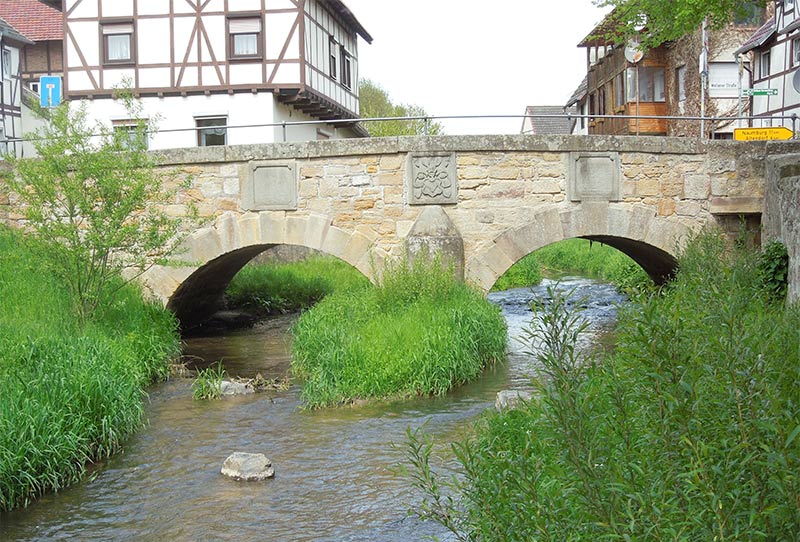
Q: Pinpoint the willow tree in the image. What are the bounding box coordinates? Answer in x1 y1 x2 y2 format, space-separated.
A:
4 95 194 324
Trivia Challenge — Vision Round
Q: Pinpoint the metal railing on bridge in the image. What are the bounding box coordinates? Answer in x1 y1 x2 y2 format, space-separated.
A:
4 112 800 147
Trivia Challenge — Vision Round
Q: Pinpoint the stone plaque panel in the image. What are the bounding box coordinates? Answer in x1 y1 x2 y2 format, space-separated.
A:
568 152 621 202
406 152 458 205
242 159 298 211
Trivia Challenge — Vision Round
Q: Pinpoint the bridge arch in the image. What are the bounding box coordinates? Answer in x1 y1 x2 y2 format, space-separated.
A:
141 211 382 329
466 203 698 291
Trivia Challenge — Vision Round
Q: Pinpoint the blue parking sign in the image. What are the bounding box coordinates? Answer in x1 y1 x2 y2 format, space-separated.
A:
39 76 62 108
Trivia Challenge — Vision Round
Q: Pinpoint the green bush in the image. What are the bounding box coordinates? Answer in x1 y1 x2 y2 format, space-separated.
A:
406 231 800 541
292 258 507 408
226 255 370 314
0 226 179 511
757 239 789 301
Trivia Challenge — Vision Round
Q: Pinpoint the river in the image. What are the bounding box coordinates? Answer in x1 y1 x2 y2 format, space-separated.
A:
0 277 626 542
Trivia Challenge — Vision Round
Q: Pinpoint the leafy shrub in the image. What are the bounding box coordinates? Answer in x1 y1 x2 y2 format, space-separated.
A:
757 240 789 301
292 257 507 408
405 230 800 541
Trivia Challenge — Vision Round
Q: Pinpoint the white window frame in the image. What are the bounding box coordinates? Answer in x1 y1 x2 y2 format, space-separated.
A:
339 45 352 89
787 0 795 12
195 116 228 147
2 48 11 80
112 119 149 150
759 50 771 79
329 35 337 80
228 17 262 59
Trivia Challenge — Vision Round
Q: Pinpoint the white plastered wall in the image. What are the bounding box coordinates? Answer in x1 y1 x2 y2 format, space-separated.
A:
75 92 355 149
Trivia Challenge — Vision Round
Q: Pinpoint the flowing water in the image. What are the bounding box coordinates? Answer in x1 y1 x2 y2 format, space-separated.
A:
0 278 626 542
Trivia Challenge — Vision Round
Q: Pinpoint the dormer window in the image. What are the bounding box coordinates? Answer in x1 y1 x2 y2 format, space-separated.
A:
229 18 262 59
102 22 134 64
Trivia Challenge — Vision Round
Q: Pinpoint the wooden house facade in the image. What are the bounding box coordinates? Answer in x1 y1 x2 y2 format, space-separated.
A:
577 8 766 138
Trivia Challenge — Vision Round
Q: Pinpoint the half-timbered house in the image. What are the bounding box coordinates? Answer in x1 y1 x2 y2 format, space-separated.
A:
62 0 373 149
0 18 33 157
736 0 800 131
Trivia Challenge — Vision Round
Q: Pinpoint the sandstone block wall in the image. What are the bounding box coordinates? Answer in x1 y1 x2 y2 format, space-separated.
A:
151 136 763 270
0 134 779 304
765 144 800 303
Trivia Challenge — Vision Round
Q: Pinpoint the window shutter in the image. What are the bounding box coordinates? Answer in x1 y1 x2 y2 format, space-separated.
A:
102 23 133 35
229 18 262 34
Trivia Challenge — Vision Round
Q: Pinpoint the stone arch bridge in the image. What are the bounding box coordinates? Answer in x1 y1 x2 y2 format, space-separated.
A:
139 135 775 329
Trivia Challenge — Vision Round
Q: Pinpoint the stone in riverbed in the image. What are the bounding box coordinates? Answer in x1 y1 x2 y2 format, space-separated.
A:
221 452 275 481
495 389 533 411
219 380 254 396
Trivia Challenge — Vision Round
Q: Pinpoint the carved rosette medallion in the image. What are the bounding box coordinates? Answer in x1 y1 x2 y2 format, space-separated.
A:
406 152 458 205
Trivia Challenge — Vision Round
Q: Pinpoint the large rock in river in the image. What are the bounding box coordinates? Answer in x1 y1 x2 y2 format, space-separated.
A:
221 452 275 481
219 380 254 396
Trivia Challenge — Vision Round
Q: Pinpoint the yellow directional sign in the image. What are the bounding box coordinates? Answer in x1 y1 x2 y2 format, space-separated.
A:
734 126 794 141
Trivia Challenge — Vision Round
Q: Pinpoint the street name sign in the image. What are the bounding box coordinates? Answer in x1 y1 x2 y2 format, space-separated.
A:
734 126 794 141
742 88 779 96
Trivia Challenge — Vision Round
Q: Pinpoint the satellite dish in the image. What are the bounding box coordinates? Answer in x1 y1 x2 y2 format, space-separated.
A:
624 41 644 64
792 69 800 93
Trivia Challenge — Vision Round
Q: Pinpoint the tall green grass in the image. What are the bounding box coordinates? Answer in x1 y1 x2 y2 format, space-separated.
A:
405 231 800 541
226 255 370 314
492 238 650 292
292 259 507 408
0 226 179 511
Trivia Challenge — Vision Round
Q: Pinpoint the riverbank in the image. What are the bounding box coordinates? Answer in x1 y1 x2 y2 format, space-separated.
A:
408 232 800 540
0 226 180 511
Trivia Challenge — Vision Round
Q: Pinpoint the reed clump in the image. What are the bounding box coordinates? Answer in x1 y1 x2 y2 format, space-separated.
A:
0 226 179 511
292 257 507 408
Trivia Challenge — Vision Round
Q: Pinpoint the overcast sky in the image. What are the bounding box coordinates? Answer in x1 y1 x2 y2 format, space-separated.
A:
343 0 612 135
